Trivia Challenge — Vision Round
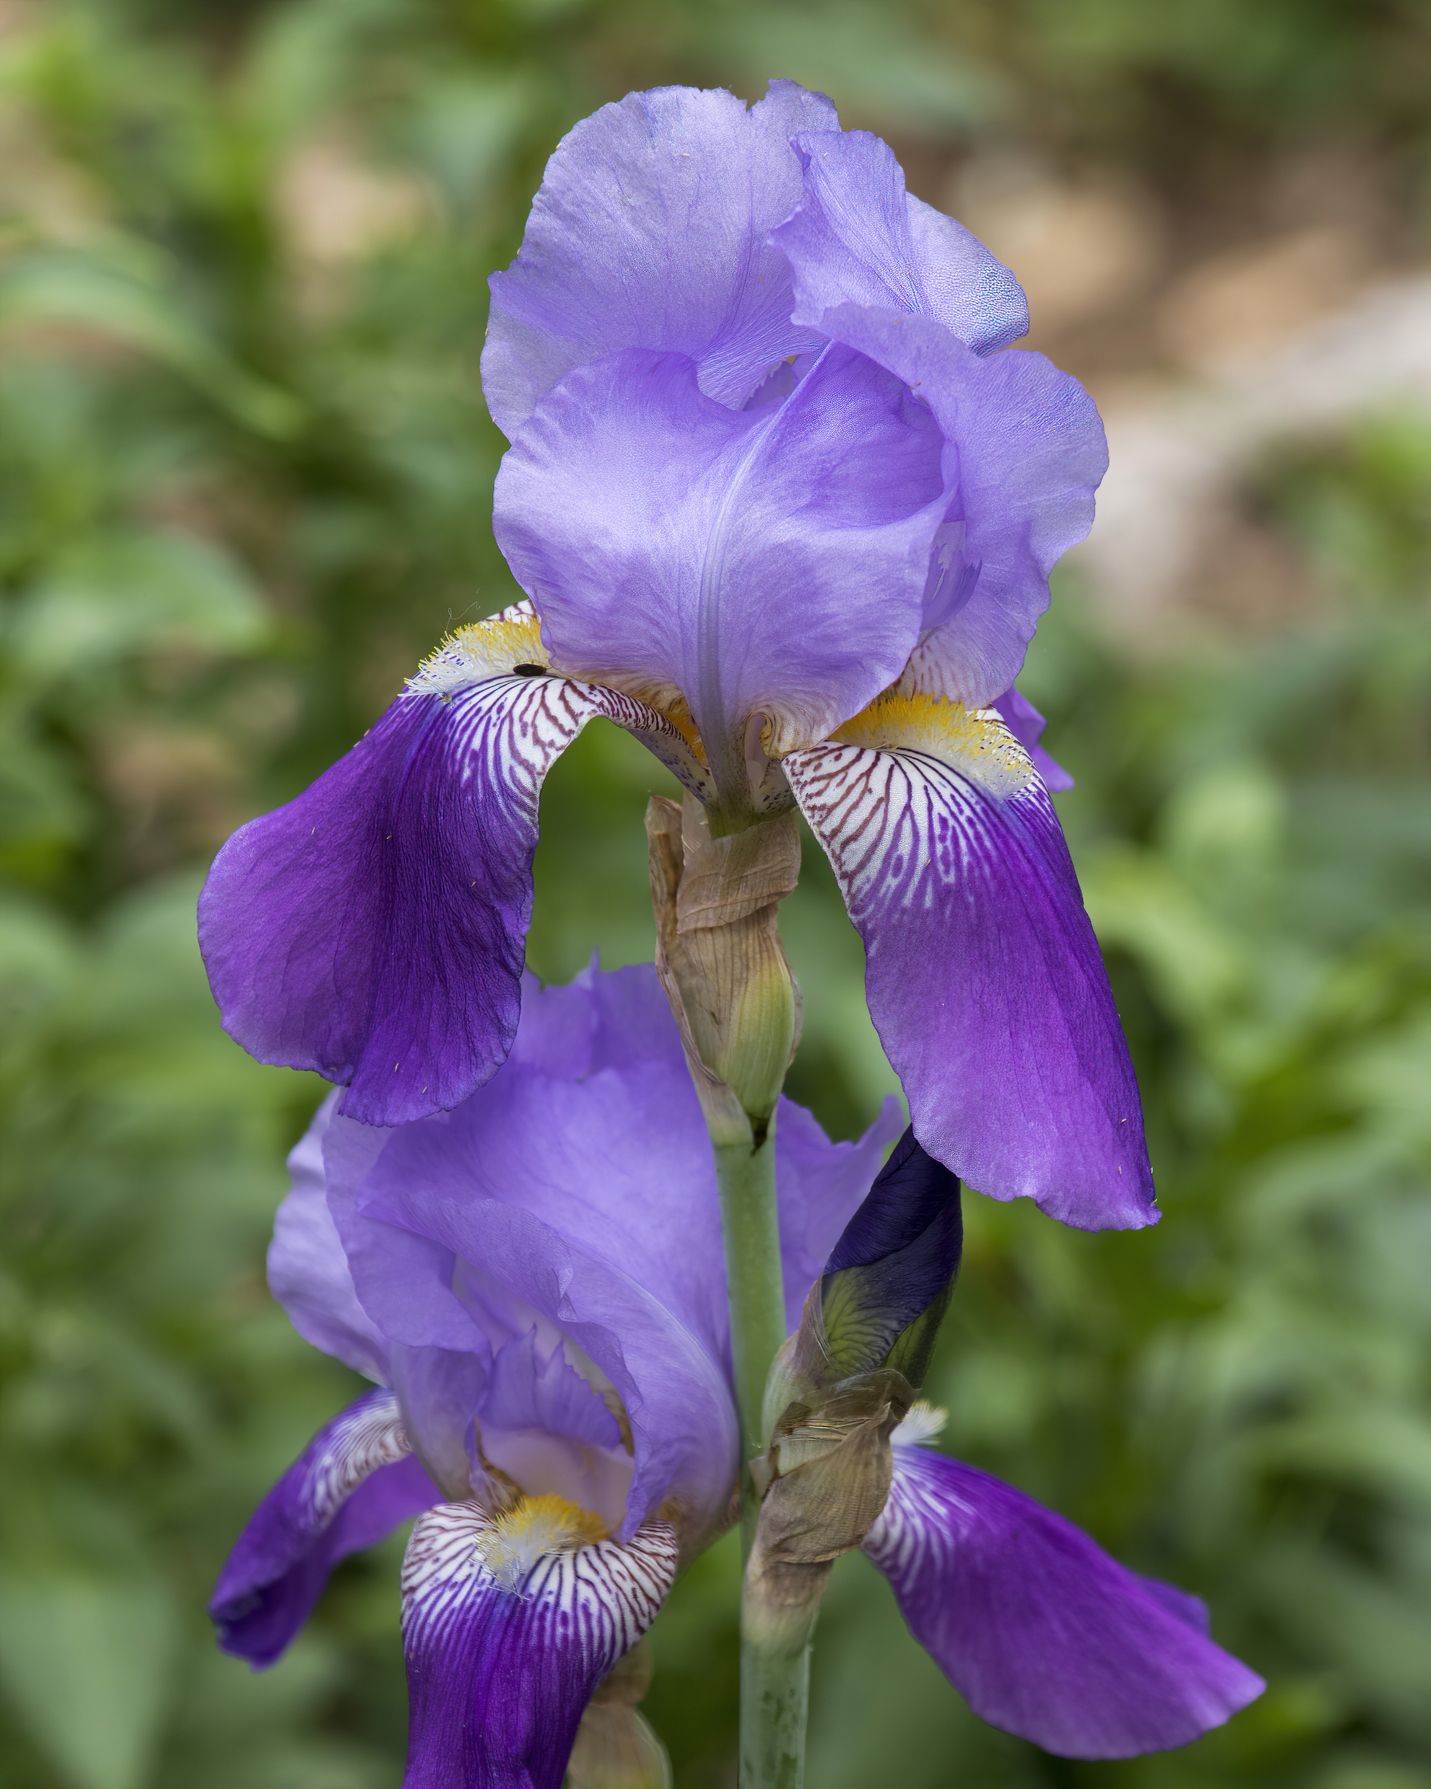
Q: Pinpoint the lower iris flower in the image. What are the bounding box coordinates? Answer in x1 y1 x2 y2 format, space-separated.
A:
199 80 1153 1235
213 967 1258 1782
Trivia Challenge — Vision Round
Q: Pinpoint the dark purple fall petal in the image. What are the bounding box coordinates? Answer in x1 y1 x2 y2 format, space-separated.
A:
864 1443 1264 1758
199 640 686 1127
210 1389 439 1667
483 80 837 439
773 129 1029 356
401 1504 677 1789
493 345 947 784
785 698 1155 1229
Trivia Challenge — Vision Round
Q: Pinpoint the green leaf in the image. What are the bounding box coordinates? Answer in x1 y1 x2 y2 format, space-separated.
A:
0 250 301 437
0 1569 178 1789
10 529 272 679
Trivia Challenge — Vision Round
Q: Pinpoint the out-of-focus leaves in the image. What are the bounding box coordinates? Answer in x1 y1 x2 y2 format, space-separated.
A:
10 531 272 680
0 1573 177 1789
0 251 302 436
0 1488 178 1789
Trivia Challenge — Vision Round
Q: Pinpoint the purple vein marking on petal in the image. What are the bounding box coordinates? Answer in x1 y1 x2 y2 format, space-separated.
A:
211 1388 438 1667
400 1501 677 1789
200 605 701 1126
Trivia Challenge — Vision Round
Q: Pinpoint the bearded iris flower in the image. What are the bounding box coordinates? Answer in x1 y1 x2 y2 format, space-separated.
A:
199 80 1152 1231
214 966 1258 1782
213 963 898 1785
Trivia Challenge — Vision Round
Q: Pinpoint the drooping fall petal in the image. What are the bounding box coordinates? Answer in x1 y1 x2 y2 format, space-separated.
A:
863 1439 1264 1758
211 1389 438 1667
199 605 699 1126
785 693 1155 1229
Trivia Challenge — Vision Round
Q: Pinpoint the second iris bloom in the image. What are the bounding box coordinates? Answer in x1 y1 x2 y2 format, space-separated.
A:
213 966 1258 1785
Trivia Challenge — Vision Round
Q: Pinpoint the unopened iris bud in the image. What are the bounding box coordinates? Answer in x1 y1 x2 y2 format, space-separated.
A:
809 1127 962 1389
646 792 801 1145
765 1127 962 1436
747 1131 962 1653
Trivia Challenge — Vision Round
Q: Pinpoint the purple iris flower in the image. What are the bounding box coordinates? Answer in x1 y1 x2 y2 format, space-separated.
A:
199 79 1151 1235
214 966 1257 1781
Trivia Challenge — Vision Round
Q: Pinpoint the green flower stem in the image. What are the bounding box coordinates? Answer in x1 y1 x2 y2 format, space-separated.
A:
739 1626 811 1789
712 1132 787 1547
712 1128 812 1788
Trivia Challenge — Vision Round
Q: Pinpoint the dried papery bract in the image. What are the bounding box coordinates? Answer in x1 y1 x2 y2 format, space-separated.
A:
745 1371 910 1652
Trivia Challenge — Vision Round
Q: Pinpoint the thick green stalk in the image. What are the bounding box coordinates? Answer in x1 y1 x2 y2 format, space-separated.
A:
739 1629 811 1789
712 1128 812 1787
646 792 810 1783
712 1132 787 1550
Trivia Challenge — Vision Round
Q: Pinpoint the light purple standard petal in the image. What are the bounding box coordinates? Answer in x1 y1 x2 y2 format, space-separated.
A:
335 1186 739 1544
785 696 1154 1229
319 960 899 1535
477 1331 633 1530
482 1331 624 1451
819 305 1108 708
211 1389 438 1667
494 345 947 796
268 1093 387 1379
505 959 684 1081
401 1502 677 1789
773 130 1028 355
499 962 897 1330
774 1093 905 1302
199 606 696 1127
863 1443 1264 1758
483 80 837 439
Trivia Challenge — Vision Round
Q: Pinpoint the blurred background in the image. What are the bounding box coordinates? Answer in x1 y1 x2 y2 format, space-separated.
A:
2 1 1428 1785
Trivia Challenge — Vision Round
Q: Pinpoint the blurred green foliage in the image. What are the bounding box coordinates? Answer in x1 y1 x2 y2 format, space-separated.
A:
2 2 1429 1786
